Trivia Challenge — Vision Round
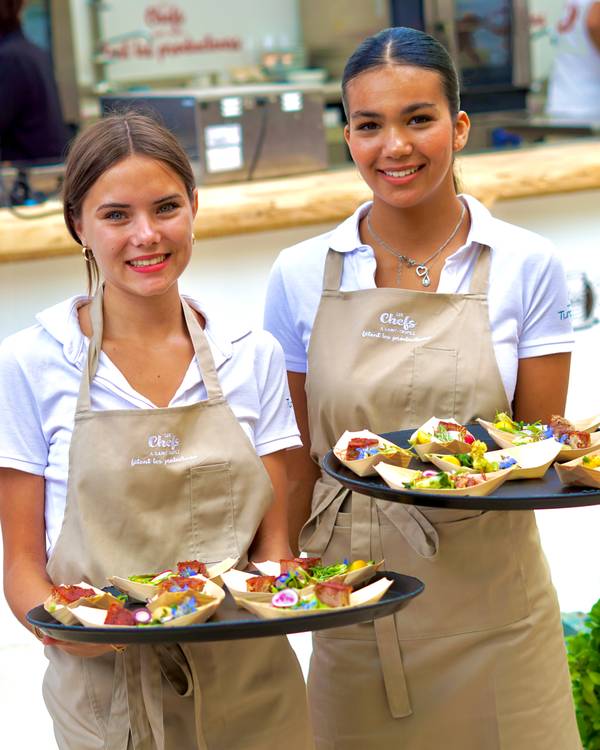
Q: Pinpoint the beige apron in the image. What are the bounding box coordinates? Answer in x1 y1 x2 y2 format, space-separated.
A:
43 289 313 750
301 247 581 749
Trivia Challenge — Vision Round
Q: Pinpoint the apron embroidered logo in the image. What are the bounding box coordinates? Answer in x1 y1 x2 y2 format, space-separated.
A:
148 432 180 449
361 311 432 344
130 432 198 466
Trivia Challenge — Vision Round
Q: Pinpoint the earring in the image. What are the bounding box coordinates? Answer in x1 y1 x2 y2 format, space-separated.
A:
81 245 94 262
191 232 197 245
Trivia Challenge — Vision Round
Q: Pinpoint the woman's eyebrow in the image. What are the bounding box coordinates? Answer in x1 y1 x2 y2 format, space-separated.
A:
96 201 128 212
350 102 437 119
95 194 182 212
152 193 182 204
401 102 437 114
350 109 382 119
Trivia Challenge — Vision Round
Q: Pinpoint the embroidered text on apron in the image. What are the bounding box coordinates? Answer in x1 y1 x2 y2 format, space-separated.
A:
43 288 313 750
301 246 580 749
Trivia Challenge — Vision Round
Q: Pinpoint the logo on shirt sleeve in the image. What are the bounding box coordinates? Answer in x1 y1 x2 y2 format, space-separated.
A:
558 303 572 321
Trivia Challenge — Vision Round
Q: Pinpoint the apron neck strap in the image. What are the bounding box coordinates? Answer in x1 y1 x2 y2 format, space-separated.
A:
77 289 104 412
77 287 223 412
323 245 492 295
322 249 344 292
180 297 223 400
468 244 492 295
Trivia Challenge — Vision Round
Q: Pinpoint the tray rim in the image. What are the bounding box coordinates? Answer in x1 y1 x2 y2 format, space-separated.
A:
322 426 600 511
26 571 424 644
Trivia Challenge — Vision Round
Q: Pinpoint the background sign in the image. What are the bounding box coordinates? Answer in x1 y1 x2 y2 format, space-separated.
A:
96 0 300 83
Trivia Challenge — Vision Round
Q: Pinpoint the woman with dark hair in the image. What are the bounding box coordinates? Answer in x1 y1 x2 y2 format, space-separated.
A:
264 27 580 749
0 113 313 750
0 0 68 162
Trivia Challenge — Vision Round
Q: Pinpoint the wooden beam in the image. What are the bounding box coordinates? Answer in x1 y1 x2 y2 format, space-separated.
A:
2 140 600 263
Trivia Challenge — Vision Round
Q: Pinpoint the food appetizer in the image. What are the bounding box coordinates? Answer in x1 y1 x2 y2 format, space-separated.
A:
254 557 382 587
44 583 124 626
374 462 512 497
554 450 600 489
408 417 476 461
108 557 237 601
236 576 394 620
223 557 383 606
271 581 352 611
426 438 562 481
67 577 225 629
478 413 600 461
333 429 413 476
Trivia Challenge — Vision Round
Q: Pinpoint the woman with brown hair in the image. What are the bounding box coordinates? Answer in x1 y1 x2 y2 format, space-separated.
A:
264 26 580 750
0 113 313 749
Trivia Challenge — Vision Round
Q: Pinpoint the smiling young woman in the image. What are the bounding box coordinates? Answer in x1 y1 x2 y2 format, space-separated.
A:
264 26 579 750
0 114 313 750
74 155 197 298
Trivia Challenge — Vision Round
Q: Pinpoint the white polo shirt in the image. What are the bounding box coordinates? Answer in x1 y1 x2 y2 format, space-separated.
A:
264 194 574 402
0 296 300 555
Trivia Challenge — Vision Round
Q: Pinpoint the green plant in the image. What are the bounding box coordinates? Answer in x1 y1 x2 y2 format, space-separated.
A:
567 600 600 749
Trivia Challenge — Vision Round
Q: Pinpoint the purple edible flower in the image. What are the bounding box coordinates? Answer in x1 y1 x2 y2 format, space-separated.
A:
179 565 197 577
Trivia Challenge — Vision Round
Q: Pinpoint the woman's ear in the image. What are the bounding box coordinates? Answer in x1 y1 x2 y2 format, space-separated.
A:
453 111 471 153
72 213 85 245
343 123 351 149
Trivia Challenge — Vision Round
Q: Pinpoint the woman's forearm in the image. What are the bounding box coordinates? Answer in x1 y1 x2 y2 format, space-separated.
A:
287 456 320 555
286 371 320 554
0 469 50 631
512 352 571 422
250 451 294 561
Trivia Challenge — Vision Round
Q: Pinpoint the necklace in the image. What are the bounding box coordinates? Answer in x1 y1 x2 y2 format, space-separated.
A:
366 203 466 287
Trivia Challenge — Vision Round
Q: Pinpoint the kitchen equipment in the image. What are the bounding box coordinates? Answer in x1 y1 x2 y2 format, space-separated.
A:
391 0 531 113
100 83 328 184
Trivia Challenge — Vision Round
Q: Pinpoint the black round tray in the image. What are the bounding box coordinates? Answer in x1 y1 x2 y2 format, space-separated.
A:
322 425 600 511
26 571 423 644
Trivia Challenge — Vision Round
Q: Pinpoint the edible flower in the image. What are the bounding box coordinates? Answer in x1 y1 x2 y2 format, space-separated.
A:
352 446 380 459
470 441 488 459
271 589 300 608
173 597 198 617
272 569 310 591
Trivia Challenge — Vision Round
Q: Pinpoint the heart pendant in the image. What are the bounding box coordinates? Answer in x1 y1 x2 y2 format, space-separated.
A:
416 265 430 287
